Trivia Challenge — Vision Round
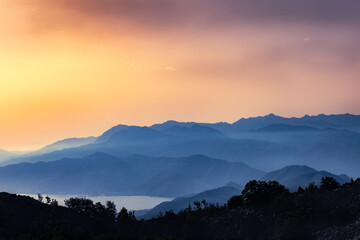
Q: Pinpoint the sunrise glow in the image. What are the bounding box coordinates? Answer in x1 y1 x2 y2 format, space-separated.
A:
1 0 359 150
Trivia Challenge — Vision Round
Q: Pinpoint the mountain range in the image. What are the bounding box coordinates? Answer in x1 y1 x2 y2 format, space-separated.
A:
3 113 360 176
0 153 263 197
0 113 358 199
262 165 350 191
0 151 349 202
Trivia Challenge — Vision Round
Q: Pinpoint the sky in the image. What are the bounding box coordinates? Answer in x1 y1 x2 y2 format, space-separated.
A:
0 0 360 151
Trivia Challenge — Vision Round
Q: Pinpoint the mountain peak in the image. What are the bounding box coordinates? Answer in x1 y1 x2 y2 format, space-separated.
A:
96 124 130 143
265 113 278 118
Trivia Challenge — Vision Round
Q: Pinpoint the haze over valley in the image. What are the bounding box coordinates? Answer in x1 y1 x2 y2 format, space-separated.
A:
0 113 358 205
1 0 359 238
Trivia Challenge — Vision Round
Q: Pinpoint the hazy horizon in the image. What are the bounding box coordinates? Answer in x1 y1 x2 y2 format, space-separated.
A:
1 1 359 238
1 112 358 152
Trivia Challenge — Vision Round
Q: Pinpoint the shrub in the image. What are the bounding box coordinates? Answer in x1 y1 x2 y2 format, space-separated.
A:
320 177 340 190
240 180 289 206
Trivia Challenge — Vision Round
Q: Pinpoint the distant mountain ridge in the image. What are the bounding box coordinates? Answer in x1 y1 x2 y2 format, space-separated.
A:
0 149 13 162
39 137 97 153
2 113 360 177
0 153 264 197
262 165 350 190
233 113 360 132
100 113 360 140
96 124 130 143
160 124 222 138
0 149 11 157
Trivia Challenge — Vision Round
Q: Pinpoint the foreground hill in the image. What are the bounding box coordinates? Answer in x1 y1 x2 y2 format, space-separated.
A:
140 185 242 220
0 153 264 197
209 180 360 239
262 165 350 190
0 192 99 239
1 178 360 239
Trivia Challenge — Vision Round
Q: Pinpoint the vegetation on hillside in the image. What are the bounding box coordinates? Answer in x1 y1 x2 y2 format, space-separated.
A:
1 177 360 239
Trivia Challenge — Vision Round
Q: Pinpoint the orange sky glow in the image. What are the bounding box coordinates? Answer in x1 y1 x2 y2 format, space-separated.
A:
0 0 359 150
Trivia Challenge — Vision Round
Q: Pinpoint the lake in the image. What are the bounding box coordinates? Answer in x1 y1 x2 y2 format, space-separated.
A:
21 194 173 211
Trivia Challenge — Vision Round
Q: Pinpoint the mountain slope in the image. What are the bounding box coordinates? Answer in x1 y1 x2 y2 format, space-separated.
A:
160 124 223 137
1 132 295 172
105 126 165 144
134 155 264 196
255 124 319 132
150 120 196 131
38 137 97 154
96 124 130 143
141 186 242 219
262 165 350 190
0 149 13 162
0 192 98 237
0 153 264 197
0 152 138 195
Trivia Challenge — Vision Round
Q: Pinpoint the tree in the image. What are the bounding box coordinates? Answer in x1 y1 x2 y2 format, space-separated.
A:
201 199 209 209
241 180 289 206
305 182 318 192
37 193 43 203
106 201 117 221
320 177 340 190
117 207 136 224
64 197 96 217
193 201 202 211
164 210 176 219
95 202 106 214
46 195 51 204
64 197 118 222
50 199 59 207
227 195 244 209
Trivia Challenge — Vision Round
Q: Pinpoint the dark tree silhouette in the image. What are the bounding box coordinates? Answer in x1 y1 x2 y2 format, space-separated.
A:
106 201 117 221
240 180 289 206
1 177 360 239
64 197 96 216
46 195 51 204
227 195 244 209
305 182 319 192
193 201 202 211
320 177 340 190
50 198 59 207
37 193 43 203
117 207 136 224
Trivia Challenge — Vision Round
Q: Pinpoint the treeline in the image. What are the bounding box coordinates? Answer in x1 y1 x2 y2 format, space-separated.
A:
1 177 360 239
50 176 355 223
139 176 360 239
